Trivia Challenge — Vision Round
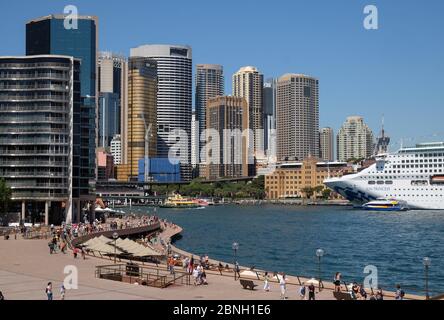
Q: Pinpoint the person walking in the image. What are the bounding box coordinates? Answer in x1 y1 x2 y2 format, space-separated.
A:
60 284 66 300
395 284 405 300
279 274 287 300
308 283 316 300
299 284 306 300
334 272 342 292
263 272 271 292
234 262 241 281
45 282 53 300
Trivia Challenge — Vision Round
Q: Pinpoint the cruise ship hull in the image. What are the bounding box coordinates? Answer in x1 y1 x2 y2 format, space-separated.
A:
324 142 444 210
324 176 443 210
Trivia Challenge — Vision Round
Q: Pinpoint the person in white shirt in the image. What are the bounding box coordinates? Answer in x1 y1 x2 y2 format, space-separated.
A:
279 274 287 300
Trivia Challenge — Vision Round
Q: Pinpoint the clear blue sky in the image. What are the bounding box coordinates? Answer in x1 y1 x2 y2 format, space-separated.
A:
1 0 443 149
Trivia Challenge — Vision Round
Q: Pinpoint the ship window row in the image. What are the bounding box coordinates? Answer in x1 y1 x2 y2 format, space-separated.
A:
369 169 443 175
391 164 443 168
393 159 443 164
368 181 393 185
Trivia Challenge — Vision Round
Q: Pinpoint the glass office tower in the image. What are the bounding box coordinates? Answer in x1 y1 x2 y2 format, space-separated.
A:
26 15 98 221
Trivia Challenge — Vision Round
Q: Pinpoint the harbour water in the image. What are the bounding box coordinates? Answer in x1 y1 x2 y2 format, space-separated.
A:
125 204 444 296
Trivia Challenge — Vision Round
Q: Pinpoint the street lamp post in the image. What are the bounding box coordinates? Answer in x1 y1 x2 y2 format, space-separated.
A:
113 232 119 264
423 257 431 300
316 248 325 291
138 114 153 183
232 242 239 280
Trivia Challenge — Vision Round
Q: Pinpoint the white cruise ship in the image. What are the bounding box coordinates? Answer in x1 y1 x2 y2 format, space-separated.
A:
324 142 444 210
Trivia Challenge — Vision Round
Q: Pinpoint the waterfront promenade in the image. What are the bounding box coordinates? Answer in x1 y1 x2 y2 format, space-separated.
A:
0 238 339 300
0 221 427 300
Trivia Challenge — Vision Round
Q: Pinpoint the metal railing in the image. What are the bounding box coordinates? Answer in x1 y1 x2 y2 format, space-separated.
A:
95 264 191 289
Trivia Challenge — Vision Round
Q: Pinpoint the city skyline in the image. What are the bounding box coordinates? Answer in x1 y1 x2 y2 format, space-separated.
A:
1 0 444 148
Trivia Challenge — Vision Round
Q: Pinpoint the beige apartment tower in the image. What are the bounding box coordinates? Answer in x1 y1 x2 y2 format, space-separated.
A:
337 116 374 162
232 66 264 155
117 57 157 181
205 96 249 180
319 127 334 162
276 74 319 162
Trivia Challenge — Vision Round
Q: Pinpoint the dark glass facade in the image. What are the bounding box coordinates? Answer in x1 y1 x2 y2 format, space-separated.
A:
26 15 98 202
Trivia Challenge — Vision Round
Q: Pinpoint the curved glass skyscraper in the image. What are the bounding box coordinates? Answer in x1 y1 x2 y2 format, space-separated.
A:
130 45 192 181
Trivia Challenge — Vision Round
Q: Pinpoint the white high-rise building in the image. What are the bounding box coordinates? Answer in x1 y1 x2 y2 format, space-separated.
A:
110 134 122 165
130 44 193 181
319 127 334 162
337 116 374 162
191 111 199 167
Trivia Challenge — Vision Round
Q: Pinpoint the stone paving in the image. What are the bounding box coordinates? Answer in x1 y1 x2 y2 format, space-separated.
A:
0 238 339 300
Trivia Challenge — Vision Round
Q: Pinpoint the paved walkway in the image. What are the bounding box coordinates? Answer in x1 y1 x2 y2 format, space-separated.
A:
0 239 337 300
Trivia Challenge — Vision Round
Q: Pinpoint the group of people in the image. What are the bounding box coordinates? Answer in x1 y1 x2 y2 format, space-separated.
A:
192 264 208 286
45 282 66 301
262 273 317 300
334 272 392 300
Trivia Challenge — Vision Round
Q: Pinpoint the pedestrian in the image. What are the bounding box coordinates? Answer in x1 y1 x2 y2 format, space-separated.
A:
334 272 342 292
60 284 66 300
376 288 384 300
51 236 58 253
299 284 306 300
45 282 53 300
308 283 316 300
263 272 270 292
279 274 287 300
188 256 194 274
60 241 67 254
395 284 405 300
234 262 241 280
359 285 368 300
48 241 54 254
192 266 200 286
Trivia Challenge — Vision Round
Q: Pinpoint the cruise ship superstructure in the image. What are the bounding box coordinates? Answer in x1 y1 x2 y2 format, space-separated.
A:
324 142 444 210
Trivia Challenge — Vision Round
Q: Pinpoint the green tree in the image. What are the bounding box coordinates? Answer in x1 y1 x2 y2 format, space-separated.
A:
322 188 332 200
0 178 12 221
301 187 314 199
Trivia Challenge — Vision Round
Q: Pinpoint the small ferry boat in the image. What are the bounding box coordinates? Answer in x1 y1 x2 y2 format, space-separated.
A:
160 194 201 209
362 199 409 212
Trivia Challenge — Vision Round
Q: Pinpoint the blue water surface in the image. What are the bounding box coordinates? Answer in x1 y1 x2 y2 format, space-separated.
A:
126 205 444 296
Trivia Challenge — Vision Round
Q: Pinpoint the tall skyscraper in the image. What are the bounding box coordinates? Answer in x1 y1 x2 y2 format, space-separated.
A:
98 52 127 149
26 15 98 218
337 116 374 162
233 66 264 155
263 78 277 155
276 74 319 162
319 127 334 162
117 57 157 182
0 55 81 224
205 96 249 180
195 64 224 163
130 45 193 181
